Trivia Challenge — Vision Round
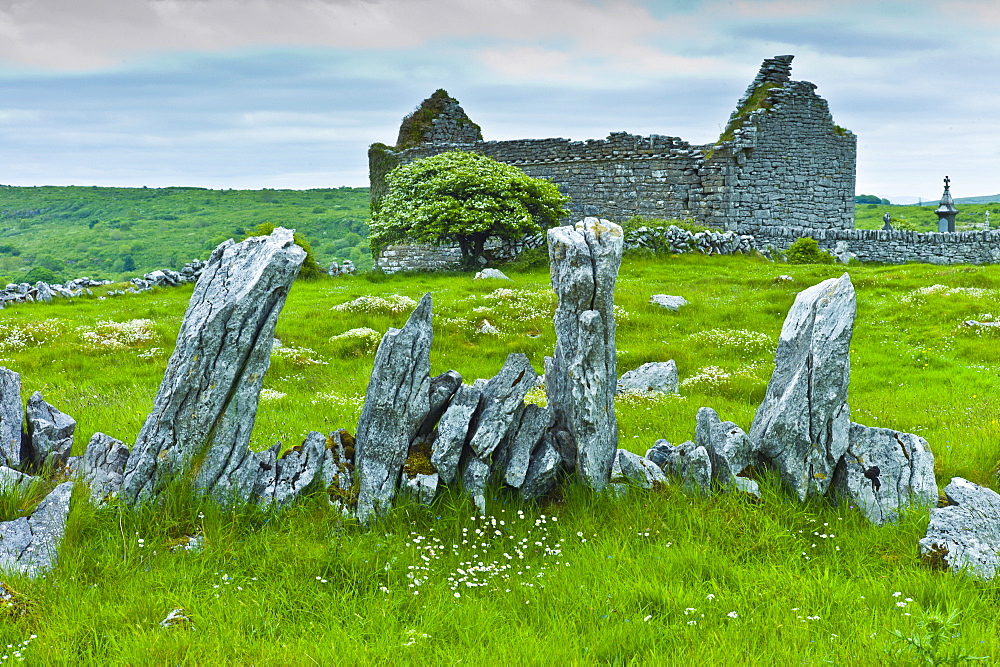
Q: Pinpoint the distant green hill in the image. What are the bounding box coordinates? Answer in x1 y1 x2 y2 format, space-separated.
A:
0 185 371 284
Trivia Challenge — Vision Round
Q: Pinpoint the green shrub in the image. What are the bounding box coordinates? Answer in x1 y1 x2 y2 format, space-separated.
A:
785 237 835 265
244 222 325 280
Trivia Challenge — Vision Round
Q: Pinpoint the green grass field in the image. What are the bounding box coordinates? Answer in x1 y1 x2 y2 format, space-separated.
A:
0 250 998 663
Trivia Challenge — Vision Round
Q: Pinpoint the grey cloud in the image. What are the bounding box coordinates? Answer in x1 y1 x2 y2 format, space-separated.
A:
727 21 939 58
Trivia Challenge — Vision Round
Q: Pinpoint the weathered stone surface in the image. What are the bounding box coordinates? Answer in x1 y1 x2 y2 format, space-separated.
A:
0 369 24 469
919 477 1000 579
547 218 622 491
611 449 667 490
618 361 678 394
749 274 855 501
645 440 711 494
467 354 536 459
462 453 492 514
520 434 561 501
474 268 512 281
650 295 688 311
832 423 937 525
0 467 37 494
119 228 306 504
0 481 73 577
80 432 130 503
431 384 482 484
400 472 439 506
695 407 755 484
160 607 196 630
493 403 548 488
257 431 329 508
25 392 75 469
320 429 355 506
417 371 463 440
354 293 433 523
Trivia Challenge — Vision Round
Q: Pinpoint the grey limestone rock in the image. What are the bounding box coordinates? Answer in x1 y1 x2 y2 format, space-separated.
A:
258 431 330 508
547 218 622 491
919 477 1000 579
462 453 492 514
618 361 678 394
749 274 855 501
431 384 482 484
119 228 306 504
400 472 439 506
650 294 688 311
34 282 53 303
520 434 561 501
611 449 668 490
492 403 548 489
0 467 37 494
0 369 24 469
160 607 196 630
695 406 755 484
25 392 75 469
418 371 463 439
474 268 512 281
320 429 355 506
80 432 130 503
354 293 433 523
467 354 537 459
832 423 937 525
0 481 73 577
645 439 712 494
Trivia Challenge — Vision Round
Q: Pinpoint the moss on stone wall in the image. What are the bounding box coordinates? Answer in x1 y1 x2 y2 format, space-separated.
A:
395 89 481 149
368 142 401 213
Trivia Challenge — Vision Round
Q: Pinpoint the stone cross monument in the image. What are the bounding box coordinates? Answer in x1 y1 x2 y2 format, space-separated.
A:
935 176 958 233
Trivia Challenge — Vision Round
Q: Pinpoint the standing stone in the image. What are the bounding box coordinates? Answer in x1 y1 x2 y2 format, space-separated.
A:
547 218 623 492
354 294 433 523
831 423 937 525
80 432 130 503
25 392 75 469
0 369 24 469
0 481 73 577
520 434 561 501
919 477 1000 580
430 384 482 484
749 274 855 501
119 228 306 504
462 452 492 514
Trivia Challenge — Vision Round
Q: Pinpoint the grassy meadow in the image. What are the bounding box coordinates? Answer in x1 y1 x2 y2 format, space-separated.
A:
0 250 999 663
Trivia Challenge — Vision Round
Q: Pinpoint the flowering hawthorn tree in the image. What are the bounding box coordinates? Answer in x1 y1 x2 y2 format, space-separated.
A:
369 150 569 268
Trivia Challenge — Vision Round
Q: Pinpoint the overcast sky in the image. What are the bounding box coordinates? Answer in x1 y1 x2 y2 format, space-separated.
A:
0 0 997 202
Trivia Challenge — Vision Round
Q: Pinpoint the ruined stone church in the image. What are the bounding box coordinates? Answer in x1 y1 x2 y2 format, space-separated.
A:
369 55 857 234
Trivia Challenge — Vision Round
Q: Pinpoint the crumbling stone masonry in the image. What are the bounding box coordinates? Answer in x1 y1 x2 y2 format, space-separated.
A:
369 55 856 236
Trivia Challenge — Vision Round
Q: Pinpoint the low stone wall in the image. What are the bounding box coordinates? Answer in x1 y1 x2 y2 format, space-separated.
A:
377 235 545 274
754 227 1000 265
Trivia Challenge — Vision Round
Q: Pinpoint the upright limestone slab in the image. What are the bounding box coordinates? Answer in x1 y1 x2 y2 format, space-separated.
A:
749 274 855 501
354 294 433 523
0 369 23 469
547 218 623 491
119 229 306 503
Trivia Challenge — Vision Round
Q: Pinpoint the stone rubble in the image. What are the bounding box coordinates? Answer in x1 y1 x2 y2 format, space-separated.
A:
328 259 356 277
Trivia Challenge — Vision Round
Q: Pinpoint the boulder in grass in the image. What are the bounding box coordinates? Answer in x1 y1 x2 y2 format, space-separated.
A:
617 361 678 394
650 294 688 311
0 482 73 577
919 477 1000 580
609 449 667 496
474 268 512 281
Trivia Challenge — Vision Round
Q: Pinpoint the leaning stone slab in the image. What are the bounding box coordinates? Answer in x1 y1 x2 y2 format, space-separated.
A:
467 354 537 459
0 481 73 577
618 361 678 394
831 423 937 525
119 228 306 504
80 433 130 503
547 218 622 491
492 403 548 489
26 392 75 469
431 384 482 484
0 369 24 469
354 294 433 523
645 440 711 494
417 371 463 440
749 274 855 501
520 434 561 501
919 477 1000 580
